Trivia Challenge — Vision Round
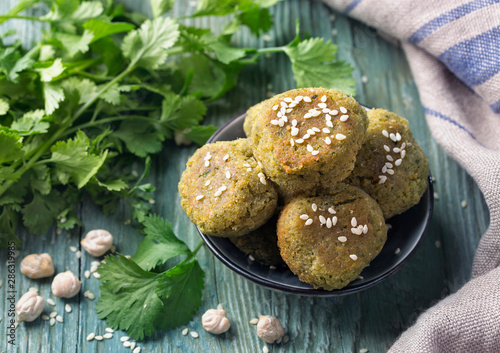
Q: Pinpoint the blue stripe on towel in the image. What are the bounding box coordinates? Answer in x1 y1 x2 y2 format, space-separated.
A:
409 0 499 44
345 0 362 14
490 100 500 113
437 25 500 87
424 107 477 140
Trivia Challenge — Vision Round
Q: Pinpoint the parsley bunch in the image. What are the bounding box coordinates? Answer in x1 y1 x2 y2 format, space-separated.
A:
0 0 355 247
96 215 205 340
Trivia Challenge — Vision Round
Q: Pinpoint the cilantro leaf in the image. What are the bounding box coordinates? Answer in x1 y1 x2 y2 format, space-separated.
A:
83 19 135 43
155 259 205 330
160 93 207 129
36 58 65 82
0 205 20 248
22 191 66 235
96 178 128 191
132 215 191 271
61 77 97 105
121 17 180 69
202 33 248 64
114 119 165 157
10 110 49 136
151 0 174 18
237 5 273 36
284 37 356 95
96 254 165 340
0 46 34 82
54 30 94 57
50 131 108 188
0 130 23 164
180 125 218 145
43 83 65 114
0 98 9 115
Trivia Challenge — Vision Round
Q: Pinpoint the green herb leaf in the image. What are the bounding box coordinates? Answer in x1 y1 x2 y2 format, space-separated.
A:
132 215 191 271
83 19 135 43
96 254 165 340
50 131 108 188
54 30 94 57
0 98 9 115
160 93 207 129
22 191 66 235
121 17 180 69
43 82 65 114
10 110 49 136
114 119 165 157
0 130 23 164
284 37 356 95
96 178 128 191
155 259 205 329
151 0 174 18
181 125 217 145
36 58 65 82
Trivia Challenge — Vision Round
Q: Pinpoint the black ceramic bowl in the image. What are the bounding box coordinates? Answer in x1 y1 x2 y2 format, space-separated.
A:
198 112 434 296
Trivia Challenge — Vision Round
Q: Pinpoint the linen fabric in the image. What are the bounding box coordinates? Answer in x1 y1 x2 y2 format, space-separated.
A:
320 0 500 351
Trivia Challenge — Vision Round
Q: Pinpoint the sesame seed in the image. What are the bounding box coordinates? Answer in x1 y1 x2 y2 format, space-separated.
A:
384 145 390 152
243 163 251 167
90 264 99 273
204 152 211 160
289 102 297 108
396 132 402 141
360 349 369 353
340 107 347 113
84 270 90 279
278 119 284 127
340 115 349 122
292 119 297 126
65 304 72 313
263 346 269 353
130 342 136 350
393 147 401 153
250 318 259 325
390 133 398 142
387 169 395 175
361 75 368 83
307 144 313 152
332 216 338 225
258 172 265 178
300 214 309 220
103 333 113 339
350 254 358 260
69 246 77 252
86 333 95 341
123 341 131 347
248 254 255 261
325 114 332 121
461 200 468 208
54 315 61 323
305 219 313 226
324 137 332 145
223 154 229 161
204 160 210 167
401 150 406 158
280 102 288 108
272 105 278 110
351 217 357 227
182 328 189 336
42 315 50 321
295 139 304 144
260 177 267 185
196 195 204 201
283 115 289 122
190 331 199 338
310 110 321 117
319 215 326 224
50 318 56 326
50 311 57 318
269 265 277 270
304 113 312 119
326 218 333 228
312 203 318 212
270 120 279 125
93 272 101 279
382 165 387 173
401 142 406 149
133 348 141 353
322 128 330 133
378 175 387 184
312 127 321 132
363 225 368 234
47 298 56 306
395 248 401 255
326 120 334 128
395 159 402 166
303 96 312 102
323 108 331 113
338 236 347 242
291 127 299 136
284 97 293 103
75 250 82 259
120 336 130 342
105 328 114 333
385 162 393 168
290 138 295 146
351 228 363 235
382 130 389 137
435 240 441 248
225 171 231 179
277 111 282 118
247 168 252 172
328 207 336 214
318 103 327 109
85 291 95 300
330 109 338 116
311 150 319 155
321 95 327 102
335 133 346 140
386 155 394 161
295 96 303 102
205 180 211 186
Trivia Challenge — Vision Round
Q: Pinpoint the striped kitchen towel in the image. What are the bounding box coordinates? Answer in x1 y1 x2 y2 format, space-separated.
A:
321 0 500 352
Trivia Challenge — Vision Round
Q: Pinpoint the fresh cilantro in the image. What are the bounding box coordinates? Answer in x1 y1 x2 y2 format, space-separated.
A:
151 0 174 18
35 58 66 82
96 215 205 340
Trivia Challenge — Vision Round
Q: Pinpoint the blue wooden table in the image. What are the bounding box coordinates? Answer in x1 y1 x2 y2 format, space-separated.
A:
0 0 490 352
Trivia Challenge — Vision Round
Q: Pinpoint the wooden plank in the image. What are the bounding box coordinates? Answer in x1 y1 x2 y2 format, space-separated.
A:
0 0 490 352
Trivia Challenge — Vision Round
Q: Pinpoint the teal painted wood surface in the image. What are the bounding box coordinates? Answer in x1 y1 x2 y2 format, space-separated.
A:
0 0 490 352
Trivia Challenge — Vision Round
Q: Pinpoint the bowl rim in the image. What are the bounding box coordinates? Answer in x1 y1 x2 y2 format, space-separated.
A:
199 112 434 296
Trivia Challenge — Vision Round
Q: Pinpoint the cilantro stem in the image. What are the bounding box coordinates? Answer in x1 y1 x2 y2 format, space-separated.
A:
192 240 204 256
0 15 54 23
254 46 286 55
61 115 155 138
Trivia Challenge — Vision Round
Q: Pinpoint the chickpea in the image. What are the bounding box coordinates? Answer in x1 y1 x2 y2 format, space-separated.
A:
17 289 45 322
81 229 113 257
256 315 285 344
202 309 231 334
51 270 81 298
20 253 55 279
